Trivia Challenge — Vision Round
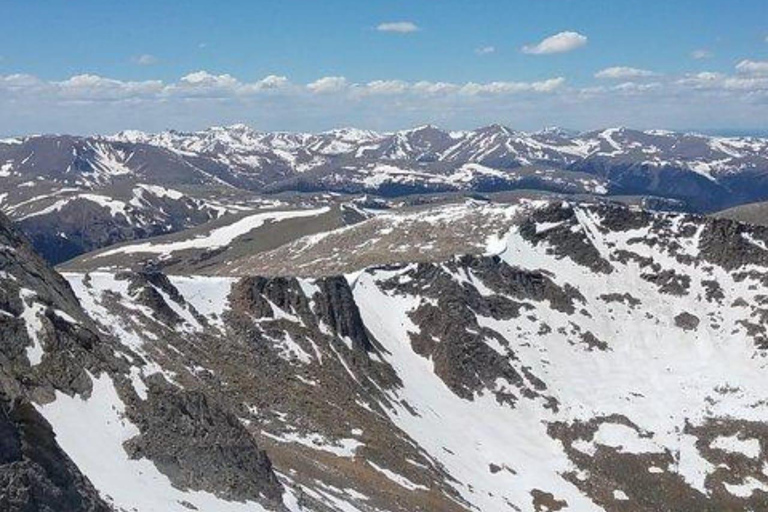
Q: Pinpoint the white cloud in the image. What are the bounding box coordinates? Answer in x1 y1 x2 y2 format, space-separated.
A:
362 80 410 95
595 66 657 79
691 49 713 60
677 70 768 93
677 71 725 88
307 76 348 94
612 81 663 93
0 72 568 103
412 81 460 95
475 46 496 56
0 73 43 89
349 77 564 97
179 70 239 88
723 76 768 90
55 74 164 100
736 59 768 76
168 71 292 97
460 78 565 95
132 54 159 66
250 75 290 91
522 31 587 55
376 21 419 34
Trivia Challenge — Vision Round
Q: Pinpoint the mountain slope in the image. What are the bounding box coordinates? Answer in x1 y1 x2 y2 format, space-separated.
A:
17 200 768 511
0 211 112 512
61 202 369 274
0 212 298 512
714 200 768 227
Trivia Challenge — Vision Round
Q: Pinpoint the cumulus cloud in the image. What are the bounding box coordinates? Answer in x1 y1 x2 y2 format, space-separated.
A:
0 73 44 90
249 75 291 91
595 67 658 79
132 54 159 66
349 77 565 96
55 74 164 100
307 76 348 94
611 82 663 93
170 71 241 98
691 49 713 60
723 76 768 91
3 70 765 106
676 71 725 88
736 59 768 76
460 78 565 95
361 80 410 95
475 46 495 56
168 71 292 97
522 31 587 55
411 81 460 95
376 21 419 34
179 70 239 88
677 70 768 92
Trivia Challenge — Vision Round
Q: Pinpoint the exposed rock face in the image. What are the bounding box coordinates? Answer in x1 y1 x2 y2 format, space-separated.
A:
376 259 561 405
229 276 312 320
0 211 114 401
0 391 112 512
518 203 614 274
314 277 374 355
0 213 114 511
699 216 768 270
125 375 283 505
675 312 701 331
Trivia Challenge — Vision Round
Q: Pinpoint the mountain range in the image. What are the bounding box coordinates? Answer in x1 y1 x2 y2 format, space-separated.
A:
3 124 768 263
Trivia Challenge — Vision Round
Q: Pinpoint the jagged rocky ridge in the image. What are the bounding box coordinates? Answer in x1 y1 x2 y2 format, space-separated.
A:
3 124 768 262
5 199 768 510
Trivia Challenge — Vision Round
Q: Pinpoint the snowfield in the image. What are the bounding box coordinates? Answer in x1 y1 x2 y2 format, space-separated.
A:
94 207 330 257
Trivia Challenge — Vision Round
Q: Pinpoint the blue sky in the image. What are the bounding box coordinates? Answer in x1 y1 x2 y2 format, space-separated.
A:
1 0 767 135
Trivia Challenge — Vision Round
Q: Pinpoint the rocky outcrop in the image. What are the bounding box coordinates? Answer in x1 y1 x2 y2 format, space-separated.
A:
699 217 768 271
125 375 284 506
314 277 373 355
675 312 701 331
377 259 558 406
518 203 614 274
0 212 119 401
229 276 312 320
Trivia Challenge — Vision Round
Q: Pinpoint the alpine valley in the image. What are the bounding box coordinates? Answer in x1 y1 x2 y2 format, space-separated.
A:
3 124 768 512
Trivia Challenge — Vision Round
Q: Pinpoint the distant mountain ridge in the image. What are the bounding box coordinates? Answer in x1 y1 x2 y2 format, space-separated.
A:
2 123 768 262
106 124 768 194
